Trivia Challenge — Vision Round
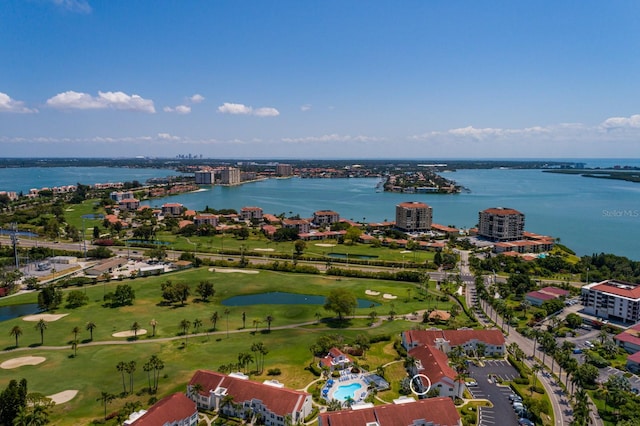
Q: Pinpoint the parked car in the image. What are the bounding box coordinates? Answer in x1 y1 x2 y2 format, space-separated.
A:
466 381 478 387
519 418 534 426
573 348 583 354
509 393 523 402
513 401 524 410
585 340 594 348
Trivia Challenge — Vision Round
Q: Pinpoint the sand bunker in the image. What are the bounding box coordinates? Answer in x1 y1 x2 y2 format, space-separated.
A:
208 268 259 274
400 250 412 253
112 329 147 338
383 294 397 300
47 390 78 404
254 248 275 252
1 356 46 369
315 243 336 247
23 314 68 322
365 290 381 296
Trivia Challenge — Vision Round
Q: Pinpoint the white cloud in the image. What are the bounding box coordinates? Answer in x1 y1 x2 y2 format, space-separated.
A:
46 91 156 113
190 94 205 104
51 0 92 14
254 107 280 117
163 105 191 114
0 92 38 113
600 114 640 130
282 134 382 143
157 133 180 141
217 102 279 117
300 104 312 112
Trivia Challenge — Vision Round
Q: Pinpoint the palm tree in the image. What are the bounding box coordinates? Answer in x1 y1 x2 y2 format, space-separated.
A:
265 315 274 332
220 394 235 417
210 311 219 331
193 318 202 334
242 311 246 329
9 325 22 347
72 325 81 343
86 321 96 340
35 319 47 345
252 318 262 334
315 312 322 324
131 321 140 340
531 363 542 396
125 360 136 394
71 340 78 357
180 319 191 346
190 383 204 398
224 308 231 338
97 391 115 420
149 319 157 337
117 361 127 393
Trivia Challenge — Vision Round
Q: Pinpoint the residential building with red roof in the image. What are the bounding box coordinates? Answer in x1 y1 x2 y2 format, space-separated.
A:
582 280 640 324
431 223 460 237
282 218 310 234
395 201 432 232
119 198 140 211
194 213 218 227
187 371 312 426
127 392 198 426
401 329 505 356
312 210 340 226
318 347 351 372
318 397 461 426
263 214 281 224
478 207 524 242
162 203 184 216
241 206 263 221
525 286 569 307
408 345 461 398
626 350 640 373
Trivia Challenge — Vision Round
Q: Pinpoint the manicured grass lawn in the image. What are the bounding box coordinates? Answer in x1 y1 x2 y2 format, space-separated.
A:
0 267 445 424
63 200 104 239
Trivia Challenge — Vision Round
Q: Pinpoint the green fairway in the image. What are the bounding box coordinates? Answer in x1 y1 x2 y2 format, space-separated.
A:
0 266 462 424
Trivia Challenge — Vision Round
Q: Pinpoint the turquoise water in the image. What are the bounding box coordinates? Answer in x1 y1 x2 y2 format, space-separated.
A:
222 292 379 308
1 162 639 258
332 383 362 402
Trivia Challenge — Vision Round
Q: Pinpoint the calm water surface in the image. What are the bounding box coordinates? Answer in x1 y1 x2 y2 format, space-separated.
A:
0 303 40 322
222 292 379 308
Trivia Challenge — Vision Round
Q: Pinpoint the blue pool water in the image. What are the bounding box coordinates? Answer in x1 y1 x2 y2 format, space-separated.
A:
332 383 362 402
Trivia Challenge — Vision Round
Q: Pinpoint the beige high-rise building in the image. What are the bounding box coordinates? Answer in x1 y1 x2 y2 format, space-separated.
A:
194 170 215 185
276 163 293 176
478 207 524 241
220 167 241 185
395 201 432 232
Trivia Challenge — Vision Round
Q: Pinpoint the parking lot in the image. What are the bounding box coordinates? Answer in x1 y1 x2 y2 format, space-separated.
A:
468 360 521 426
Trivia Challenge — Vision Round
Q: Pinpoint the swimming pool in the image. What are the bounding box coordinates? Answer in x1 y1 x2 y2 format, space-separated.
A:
332 383 362 402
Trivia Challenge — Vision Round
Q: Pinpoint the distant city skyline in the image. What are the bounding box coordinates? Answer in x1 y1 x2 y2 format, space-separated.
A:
1 1 639 158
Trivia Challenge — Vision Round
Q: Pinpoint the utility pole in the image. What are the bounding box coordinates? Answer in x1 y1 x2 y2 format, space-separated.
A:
10 223 19 270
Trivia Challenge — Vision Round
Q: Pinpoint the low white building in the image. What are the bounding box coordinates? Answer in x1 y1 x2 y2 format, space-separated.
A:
582 280 640 324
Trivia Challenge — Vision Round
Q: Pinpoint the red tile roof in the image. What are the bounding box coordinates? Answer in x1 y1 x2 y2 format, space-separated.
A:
397 201 430 209
131 393 196 425
404 329 505 347
590 280 640 299
627 351 640 364
540 286 569 297
482 207 522 215
409 345 457 384
189 370 309 417
526 291 556 302
319 397 460 426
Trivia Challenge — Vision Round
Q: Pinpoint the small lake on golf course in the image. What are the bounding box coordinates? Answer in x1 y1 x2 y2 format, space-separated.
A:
0 303 41 322
222 292 379 308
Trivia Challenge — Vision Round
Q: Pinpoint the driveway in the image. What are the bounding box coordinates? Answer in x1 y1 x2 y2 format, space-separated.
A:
468 361 520 426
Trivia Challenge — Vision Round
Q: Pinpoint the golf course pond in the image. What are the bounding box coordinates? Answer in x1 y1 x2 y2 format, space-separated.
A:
222 292 379 308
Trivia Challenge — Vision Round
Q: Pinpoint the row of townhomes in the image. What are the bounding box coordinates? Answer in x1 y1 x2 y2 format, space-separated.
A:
402 329 506 398
127 368 463 425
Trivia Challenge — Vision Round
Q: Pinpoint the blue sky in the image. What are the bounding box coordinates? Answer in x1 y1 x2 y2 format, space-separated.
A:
1 0 640 159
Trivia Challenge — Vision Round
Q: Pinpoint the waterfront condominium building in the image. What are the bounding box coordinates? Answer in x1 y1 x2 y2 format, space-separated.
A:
276 163 293 176
220 167 241 185
194 170 215 185
478 207 524 241
312 210 340 226
395 201 432 232
582 280 640 324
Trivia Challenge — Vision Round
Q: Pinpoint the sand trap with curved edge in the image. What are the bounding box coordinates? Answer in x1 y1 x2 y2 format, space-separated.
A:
253 248 274 252
23 314 68 322
1 356 46 369
365 290 381 296
315 243 336 247
400 250 412 253
48 390 78 404
383 293 397 300
112 329 147 337
208 268 259 274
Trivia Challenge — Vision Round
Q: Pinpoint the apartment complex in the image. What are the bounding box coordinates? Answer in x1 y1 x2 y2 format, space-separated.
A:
478 207 524 241
126 393 198 426
582 280 640 324
395 201 432 232
276 163 293 176
241 206 264 221
194 170 215 184
319 397 461 426
402 329 505 356
220 167 241 185
312 210 340 226
188 371 312 426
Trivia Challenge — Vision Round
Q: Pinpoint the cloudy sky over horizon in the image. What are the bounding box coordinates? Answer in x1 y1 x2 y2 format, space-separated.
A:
1 0 640 158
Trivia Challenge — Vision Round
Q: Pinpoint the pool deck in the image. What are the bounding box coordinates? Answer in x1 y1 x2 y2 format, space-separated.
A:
322 370 369 404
